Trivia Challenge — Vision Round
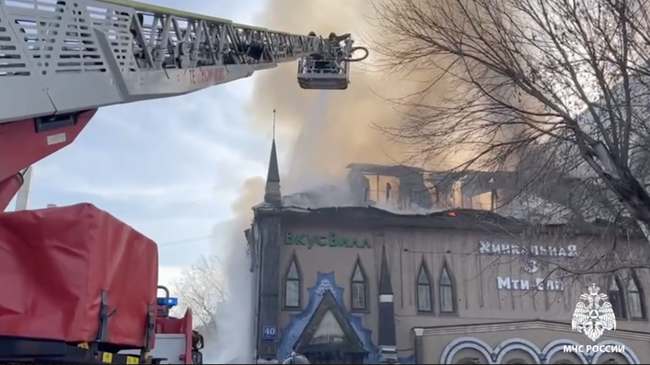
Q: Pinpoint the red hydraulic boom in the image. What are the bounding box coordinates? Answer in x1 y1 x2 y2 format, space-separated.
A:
0 0 368 210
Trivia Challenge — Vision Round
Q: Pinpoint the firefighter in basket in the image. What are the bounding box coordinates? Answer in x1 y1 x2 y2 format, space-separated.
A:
305 31 367 74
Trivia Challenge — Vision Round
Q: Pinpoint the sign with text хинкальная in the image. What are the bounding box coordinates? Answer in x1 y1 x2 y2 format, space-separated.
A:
285 232 371 249
479 240 573 292
479 240 578 257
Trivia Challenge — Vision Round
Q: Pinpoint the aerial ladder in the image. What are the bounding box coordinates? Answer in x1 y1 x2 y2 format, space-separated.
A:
0 0 369 210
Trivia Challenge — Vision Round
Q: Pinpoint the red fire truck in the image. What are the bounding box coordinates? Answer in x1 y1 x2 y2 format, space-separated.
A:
0 203 203 364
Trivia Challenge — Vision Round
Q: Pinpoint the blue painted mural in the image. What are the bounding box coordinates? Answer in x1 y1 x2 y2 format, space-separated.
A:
277 272 381 363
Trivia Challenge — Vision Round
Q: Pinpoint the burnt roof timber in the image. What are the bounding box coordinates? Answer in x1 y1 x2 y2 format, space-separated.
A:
255 206 643 238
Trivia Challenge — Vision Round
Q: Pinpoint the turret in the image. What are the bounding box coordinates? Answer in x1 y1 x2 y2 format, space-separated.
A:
378 246 398 363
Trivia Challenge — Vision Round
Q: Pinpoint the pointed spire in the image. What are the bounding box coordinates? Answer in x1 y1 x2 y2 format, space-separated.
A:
264 109 281 205
266 140 280 183
379 245 393 295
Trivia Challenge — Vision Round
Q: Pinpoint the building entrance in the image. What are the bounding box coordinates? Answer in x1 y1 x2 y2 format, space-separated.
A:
303 350 365 364
294 292 368 365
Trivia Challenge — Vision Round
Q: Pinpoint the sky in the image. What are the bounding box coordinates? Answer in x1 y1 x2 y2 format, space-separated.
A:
8 0 271 287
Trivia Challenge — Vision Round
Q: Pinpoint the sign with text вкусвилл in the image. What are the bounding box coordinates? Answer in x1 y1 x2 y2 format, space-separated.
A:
285 232 371 249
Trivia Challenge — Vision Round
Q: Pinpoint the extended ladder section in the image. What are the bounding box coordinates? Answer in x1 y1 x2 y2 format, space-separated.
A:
0 0 335 124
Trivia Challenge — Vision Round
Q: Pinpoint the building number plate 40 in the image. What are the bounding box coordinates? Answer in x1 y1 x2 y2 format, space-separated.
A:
262 325 277 341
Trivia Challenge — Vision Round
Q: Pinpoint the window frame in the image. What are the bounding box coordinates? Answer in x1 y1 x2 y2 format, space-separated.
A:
439 259 457 315
386 183 392 201
608 275 627 319
283 252 302 310
627 271 646 320
350 257 369 312
416 258 434 313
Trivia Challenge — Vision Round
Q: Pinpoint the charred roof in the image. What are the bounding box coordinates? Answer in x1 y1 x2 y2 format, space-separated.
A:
346 163 425 177
255 205 643 239
346 162 620 225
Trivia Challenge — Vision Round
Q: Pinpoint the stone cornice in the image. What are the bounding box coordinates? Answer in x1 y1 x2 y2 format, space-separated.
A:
415 320 650 341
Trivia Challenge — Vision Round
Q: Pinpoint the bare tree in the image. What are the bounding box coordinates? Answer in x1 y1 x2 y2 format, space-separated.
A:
173 255 224 336
371 0 650 238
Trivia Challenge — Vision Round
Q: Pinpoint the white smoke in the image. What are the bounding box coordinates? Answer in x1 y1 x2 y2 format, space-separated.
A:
282 181 355 209
284 92 331 194
204 219 255 364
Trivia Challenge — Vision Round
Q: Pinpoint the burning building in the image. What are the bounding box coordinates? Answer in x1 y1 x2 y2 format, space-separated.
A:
246 139 650 364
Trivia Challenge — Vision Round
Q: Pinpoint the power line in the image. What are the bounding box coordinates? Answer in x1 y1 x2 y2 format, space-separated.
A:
158 235 212 248
137 197 218 248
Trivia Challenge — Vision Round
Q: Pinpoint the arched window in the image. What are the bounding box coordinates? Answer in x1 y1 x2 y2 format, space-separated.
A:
627 274 645 319
608 277 626 318
386 183 392 201
351 259 368 311
407 188 414 204
552 354 581 364
440 262 456 313
284 255 301 309
456 358 481 364
416 260 433 312
600 359 619 364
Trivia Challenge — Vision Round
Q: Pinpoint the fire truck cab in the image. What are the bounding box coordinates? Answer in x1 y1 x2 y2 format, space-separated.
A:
117 286 204 364
0 204 203 364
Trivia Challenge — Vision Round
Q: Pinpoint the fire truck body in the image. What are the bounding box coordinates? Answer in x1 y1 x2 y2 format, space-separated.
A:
0 203 202 364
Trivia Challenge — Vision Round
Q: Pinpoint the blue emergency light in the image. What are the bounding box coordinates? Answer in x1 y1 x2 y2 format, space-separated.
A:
157 297 178 307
